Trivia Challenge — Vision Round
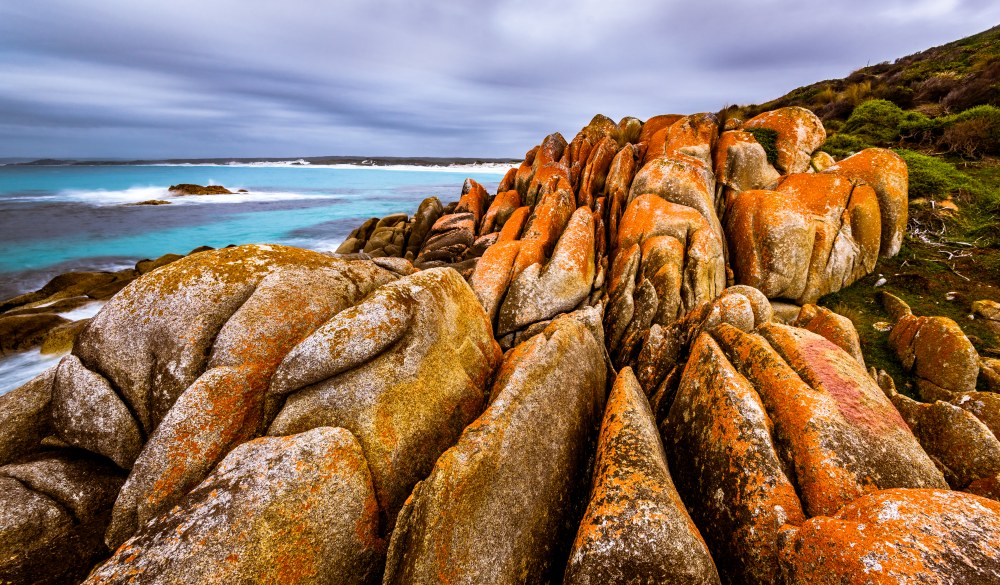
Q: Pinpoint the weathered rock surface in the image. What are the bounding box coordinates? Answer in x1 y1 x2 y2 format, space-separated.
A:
0 452 126 585
726 173 881 304
496 207 595 336
778 489 1000 584
793 303 865 366
824 148 908 257
564 367 720 585
0 369 54 466
0 313 70 355
383 316 605 584
86 428 384 585
268 267 502 529
743 106 826 174
167 183 233 195
889 312 980 395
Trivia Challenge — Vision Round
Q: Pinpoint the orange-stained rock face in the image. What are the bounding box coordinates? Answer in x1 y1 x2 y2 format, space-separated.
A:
662 113 719 167
382 316 606 585
824 148 908 257
497 207 595 336
713 130 781 196
664 332 806 585
511 183 575 277
725 174 881 304
606 144 640 246
479 189 521 235
267 268 502 532
455 178 489 226
639 114 685 163
794 304 865 366
889 313 980 395
778 489 1000 584
86 428 386 585
578 135 620 208
564 367 720 584
629 155 721 240
744 106 826 174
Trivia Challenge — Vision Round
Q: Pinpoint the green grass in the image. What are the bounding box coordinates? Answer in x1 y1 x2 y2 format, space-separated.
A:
745 127 779 167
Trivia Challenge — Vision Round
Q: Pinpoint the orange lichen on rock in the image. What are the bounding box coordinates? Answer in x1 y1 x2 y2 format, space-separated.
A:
664 332 805 585
778 489 1000 584
793 304 865 366
744 106 826 174
479 189 521 235
824 148 908 257
565 367 720 584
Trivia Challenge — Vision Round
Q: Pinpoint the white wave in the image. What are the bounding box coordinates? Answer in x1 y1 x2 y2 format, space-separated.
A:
0 349 62 396
57 301 105 321
51 186 331 206
142 162 516 174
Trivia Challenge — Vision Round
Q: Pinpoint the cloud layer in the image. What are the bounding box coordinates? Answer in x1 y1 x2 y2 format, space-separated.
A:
1 0 997 158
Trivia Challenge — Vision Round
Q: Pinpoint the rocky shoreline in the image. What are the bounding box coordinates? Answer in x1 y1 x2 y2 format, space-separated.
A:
2 107 1000 584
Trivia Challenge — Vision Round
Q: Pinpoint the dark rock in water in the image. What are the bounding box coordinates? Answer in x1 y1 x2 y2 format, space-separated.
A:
167 183 233 195
383 315 605 584
128 199 171 206
336 217 379 254
268 267 502 531
40 318 90 354
564 367 720 584
0 451 126 585
404 197 444 260
85 428 385 585
4 295 92 316
0 369 54 466
0 271 118 313
0 313 70 355
135 253 185 275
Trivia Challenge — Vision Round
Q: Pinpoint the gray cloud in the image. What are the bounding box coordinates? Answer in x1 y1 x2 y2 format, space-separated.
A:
0 0 997 158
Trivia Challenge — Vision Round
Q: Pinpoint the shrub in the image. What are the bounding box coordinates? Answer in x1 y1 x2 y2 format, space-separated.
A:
894 149 978 200
746 127 779 166
939 105 1000 157
843 99 905 144
822 133 873 158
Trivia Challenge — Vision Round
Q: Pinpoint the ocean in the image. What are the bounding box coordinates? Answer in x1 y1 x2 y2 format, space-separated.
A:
0 162 510 394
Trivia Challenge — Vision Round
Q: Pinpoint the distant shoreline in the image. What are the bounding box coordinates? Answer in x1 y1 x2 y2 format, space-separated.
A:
6 155 521 168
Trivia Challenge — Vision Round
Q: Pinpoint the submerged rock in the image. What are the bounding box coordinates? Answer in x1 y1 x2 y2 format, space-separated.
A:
167 183 233 195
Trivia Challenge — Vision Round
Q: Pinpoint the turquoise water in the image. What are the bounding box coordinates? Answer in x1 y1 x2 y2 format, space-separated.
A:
0 163 508 297
0 162 509 394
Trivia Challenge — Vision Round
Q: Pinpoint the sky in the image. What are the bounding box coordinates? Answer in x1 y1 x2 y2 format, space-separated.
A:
1 0 998 159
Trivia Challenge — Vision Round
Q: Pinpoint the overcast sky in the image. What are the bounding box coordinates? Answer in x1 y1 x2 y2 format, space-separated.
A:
1 0 998 159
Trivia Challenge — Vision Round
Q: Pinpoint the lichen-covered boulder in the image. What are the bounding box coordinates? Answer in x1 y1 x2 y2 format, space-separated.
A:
793 304 865 366
480 189 521 235
101 246 395 547
726 174 881 304
824 148 908 257
606 144 640 245
268 267 502 529
469 206 531 323
665 331 805 585
382 316 606 584
778 489 1000 584
564 367 720 585
713 130 781 196
1 452 126 585
744 106 826 174
889 313 980 396
86 428 384 585
404 196 444 260
578 135 619 208
628 155 721 240
0 368 53 466
497 207 595 336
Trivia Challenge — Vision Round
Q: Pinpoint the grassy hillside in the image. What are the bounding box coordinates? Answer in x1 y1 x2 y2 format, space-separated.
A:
725 24 1000 394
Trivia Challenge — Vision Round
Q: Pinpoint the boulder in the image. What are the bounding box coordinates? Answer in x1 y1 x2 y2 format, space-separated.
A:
889 313 980 395
793 304 865 366
167 183 232 195
39 318 90 354
577 135 619 208
455 178 489 226
713 130 781 196
497 207 596 336
135 253 185 275
363 213 409 257
824 148 909 257
606 144 640 245
268 268 502 530
86 428 384 585
664 331 805 585
70 245 394 547
0 313 70 355
479 189 520 234
628 154 722 241
0 368 54 466
382 316 606 584
402 197 444 259
0 452 126 585
336 217 379 254
415 212 477 264
469 206 531 323
564 367 720 584
726 174 881 304
973 299 1000 335
778 489 1000 584
744 106 826 174
809 150 836 172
